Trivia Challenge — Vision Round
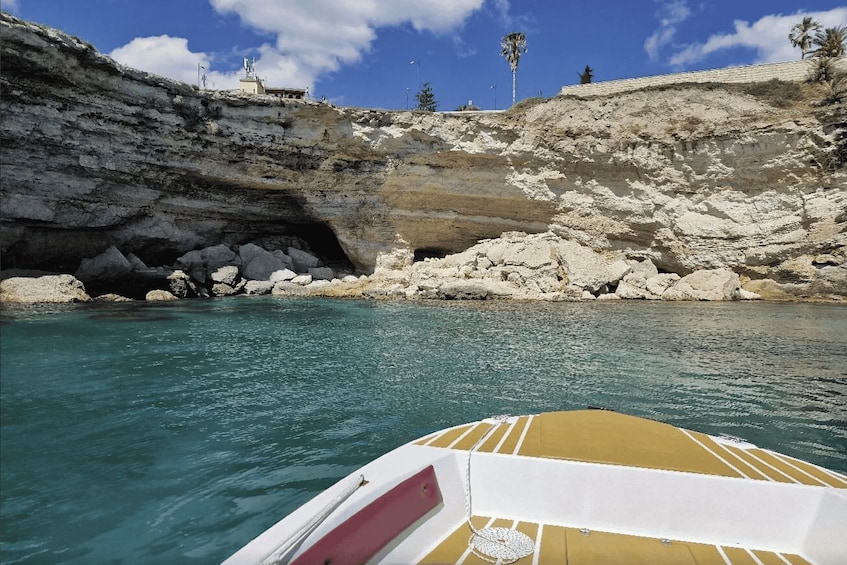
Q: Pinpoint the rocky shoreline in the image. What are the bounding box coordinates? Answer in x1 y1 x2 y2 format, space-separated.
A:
5 230 821 305
2 14 845 305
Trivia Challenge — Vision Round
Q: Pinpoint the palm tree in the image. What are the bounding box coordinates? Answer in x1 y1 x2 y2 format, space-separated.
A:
823 71 847 104
500 32 527 106
789 17 822 59
812 26 847 58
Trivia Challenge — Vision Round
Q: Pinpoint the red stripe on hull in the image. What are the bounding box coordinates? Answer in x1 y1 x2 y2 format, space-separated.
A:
290 465 442 565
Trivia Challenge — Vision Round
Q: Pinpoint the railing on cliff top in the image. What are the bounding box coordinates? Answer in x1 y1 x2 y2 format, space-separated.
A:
558 59 846 98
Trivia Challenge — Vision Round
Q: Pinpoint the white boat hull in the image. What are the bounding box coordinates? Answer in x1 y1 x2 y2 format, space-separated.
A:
224 410 847 565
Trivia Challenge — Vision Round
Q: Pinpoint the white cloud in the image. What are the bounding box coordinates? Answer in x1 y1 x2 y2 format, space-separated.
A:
668 7 847 67
3 0 21 14
209 0 484 86
492 0 512 27
489 0 535 34
644 0 693 61
107 0 486 92
108 36 226 87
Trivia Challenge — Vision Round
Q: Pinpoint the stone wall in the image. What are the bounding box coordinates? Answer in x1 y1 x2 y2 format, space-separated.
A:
559 60 846 97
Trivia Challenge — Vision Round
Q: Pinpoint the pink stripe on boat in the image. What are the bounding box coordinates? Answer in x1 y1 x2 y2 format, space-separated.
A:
290 465 442 565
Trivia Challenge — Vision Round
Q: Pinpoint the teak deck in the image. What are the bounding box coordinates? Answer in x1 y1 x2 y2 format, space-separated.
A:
411 411 844 564
419 516 813 565
416 410 847 488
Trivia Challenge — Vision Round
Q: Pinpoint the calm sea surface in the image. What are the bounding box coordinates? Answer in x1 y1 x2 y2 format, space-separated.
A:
1 298 846 563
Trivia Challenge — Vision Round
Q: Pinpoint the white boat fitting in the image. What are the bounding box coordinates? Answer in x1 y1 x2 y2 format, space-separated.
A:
223 409 847 565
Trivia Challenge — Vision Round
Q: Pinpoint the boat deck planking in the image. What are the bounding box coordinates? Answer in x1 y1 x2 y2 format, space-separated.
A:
417 410 847 488
418 516 814 565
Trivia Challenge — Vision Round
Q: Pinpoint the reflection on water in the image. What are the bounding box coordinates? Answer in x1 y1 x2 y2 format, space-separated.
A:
1 298 845 564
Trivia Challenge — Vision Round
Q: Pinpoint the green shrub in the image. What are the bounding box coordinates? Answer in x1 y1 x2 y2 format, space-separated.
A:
741 79 804 107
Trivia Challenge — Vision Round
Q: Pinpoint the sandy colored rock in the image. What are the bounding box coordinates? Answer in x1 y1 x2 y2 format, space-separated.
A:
211 283 238 297
244 281 274 295
662 269 742 301
0 274 91 303
93 293 133 302
741 279 800 301
145 289 179 301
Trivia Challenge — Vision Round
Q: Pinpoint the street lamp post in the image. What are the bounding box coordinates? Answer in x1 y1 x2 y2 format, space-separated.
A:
491 84 497 110
410 59 421 93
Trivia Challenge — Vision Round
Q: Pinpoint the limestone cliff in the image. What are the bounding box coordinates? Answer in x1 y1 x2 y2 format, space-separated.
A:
1 14 845 299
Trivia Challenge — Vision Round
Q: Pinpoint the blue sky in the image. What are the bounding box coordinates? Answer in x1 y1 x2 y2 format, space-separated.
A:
4 1 846 110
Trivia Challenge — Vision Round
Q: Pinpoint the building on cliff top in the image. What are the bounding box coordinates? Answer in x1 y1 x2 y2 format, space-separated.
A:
238 57 306 100
238 78 306 100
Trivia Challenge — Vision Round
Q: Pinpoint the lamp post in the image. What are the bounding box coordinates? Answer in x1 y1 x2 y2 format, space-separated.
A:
197 62 205 88
405 87 410 109
490 84 496 110
410 59 421 93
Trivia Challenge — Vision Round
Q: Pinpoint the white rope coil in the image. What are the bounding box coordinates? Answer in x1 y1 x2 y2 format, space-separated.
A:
469 526 535 564
465 415 535 565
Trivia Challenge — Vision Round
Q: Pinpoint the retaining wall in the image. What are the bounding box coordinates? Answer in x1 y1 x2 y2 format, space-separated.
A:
559 59 845 97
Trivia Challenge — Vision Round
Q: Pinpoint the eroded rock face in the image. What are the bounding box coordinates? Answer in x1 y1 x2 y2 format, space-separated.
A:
1 14 845 300
288 231 762 301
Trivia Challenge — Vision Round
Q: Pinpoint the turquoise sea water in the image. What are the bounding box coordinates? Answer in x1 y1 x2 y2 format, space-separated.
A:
1 298 846 564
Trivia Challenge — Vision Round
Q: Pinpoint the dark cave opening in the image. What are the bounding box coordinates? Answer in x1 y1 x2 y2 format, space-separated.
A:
413 248 450 262
285 222 355 272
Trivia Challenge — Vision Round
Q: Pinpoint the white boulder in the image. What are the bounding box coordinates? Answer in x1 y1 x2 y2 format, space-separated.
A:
270 269 297 282
212 283 239 297
0 274 91 303
211 265 240 286
436 281 491 300
145 289 178 301
244 281 274 295
167 270 195 298
374 247 414 272
291 274 313 285
662 268 742 301
646 273 681 296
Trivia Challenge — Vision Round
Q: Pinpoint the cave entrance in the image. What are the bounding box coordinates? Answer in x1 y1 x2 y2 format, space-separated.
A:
414 248 450 262
252 222 355 274
294 223 353 270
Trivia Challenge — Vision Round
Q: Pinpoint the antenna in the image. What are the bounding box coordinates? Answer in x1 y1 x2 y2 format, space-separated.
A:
243 57 256 79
